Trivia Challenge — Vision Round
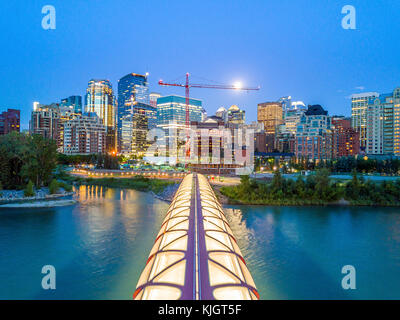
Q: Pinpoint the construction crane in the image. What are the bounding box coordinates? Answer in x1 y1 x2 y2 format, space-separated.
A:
158 73 260 163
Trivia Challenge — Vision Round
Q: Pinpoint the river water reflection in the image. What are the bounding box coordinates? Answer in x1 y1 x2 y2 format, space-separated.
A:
0 186 399 299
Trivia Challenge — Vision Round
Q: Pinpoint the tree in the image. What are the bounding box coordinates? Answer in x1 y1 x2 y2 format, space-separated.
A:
272 170 283 191
314 169 333 200
0 132 29 188
295 176 305 197
24 180 35 197
95 153 120 170
346 169 360 199
21 134 58 187
0 132 58 189
239 175 252 195
49 179 59 194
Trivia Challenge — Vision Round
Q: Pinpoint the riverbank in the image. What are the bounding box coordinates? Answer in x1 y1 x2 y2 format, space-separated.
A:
62 173 178 195
0 188 74 205
218 171 400 207
0 199 76 208
151 183 179 202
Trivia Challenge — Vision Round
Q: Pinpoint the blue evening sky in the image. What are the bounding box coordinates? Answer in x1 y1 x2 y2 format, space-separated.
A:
0 0 399 129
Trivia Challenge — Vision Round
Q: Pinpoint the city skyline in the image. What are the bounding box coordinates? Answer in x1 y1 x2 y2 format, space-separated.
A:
1 1 399 129
5 69 399 132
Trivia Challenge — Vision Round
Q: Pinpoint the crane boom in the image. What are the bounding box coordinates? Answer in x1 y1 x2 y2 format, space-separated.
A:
158 73 260 166
159 80 260 91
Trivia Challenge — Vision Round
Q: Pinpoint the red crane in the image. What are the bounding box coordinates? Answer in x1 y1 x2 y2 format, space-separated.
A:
159 73 260 162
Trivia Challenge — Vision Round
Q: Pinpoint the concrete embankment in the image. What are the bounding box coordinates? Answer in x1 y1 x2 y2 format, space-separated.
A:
0 188 75 206
152 183 180 202
0 199 76 208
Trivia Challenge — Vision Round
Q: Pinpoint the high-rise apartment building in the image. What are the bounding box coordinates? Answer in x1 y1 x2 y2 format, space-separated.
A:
85 79 115 152
30 103 63 149
63 114 106 155
0 109 20 135
295 105 333 160
117 73 149 152
332 117 360 157
275 103 305 154
365 88 400 155
351 92 379 150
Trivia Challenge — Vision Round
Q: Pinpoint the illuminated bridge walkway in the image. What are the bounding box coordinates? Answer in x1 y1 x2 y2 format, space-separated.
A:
133 173 259 300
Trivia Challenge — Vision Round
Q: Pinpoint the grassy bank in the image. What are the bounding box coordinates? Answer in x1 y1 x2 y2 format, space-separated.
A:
59 171 176 194
220 170 400 206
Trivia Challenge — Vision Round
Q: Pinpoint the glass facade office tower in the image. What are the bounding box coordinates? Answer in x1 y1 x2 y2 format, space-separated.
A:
157 95 202 126
156 95 202 160
257 102 283 135
120 103 156 156
85 79 115 152
117 73 149 152
61 96 82 114
227 105 245 125
215 107 228 123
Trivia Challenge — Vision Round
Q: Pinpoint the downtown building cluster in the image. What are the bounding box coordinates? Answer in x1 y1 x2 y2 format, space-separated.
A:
255 98 360 161
28 74 155 156
254 86 400 163
26 72 252 168
2 73 399 168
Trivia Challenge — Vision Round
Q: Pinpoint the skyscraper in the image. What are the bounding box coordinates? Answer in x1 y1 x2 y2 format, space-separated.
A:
61 96 82 114
156 95 203 160
120 103 156 156
149 92 161 108
215 107 228 123
257 102 283 134
295 105 333 160
63 114 106 155
85 79 115 152
227 105 245 125
332 117 360 157
365 88 400 155
30 103 63 150
117 73 149 152
351 92 379 150
278 96 292 118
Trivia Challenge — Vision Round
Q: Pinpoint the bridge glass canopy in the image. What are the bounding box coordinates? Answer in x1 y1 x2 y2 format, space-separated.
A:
134 173 259 300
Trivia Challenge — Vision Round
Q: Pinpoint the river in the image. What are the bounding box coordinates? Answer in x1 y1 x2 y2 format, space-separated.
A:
0 185 399 299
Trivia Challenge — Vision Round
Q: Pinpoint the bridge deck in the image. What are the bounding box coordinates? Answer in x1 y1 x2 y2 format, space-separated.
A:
133 173 259 300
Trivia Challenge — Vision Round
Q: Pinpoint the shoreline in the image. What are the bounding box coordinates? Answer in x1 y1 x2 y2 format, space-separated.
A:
212 185 400 207
218 198 400 207
0 191 75 205
0 199 77 208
